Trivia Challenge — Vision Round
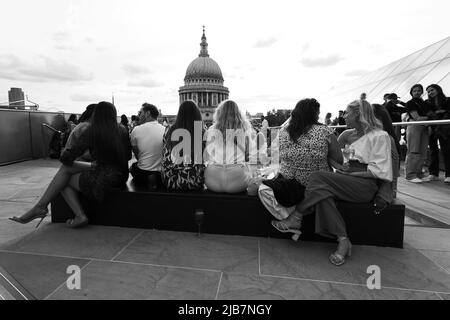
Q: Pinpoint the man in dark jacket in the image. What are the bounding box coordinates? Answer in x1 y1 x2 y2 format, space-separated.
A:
385 93 406 140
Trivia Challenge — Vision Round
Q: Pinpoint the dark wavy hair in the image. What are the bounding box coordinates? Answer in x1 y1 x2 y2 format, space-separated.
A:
78 104 97 123
426 84 447 108
372 104 400 154
287 98 321 142
90 102 126 167
120 115 129 126
167 100 203 161
410 84 424 97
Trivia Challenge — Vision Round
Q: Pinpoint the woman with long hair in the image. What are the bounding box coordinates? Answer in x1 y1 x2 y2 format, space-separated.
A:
10 101 131 228
258 98 342 222
120 114 130 134
325 112 332 126
280 99 342 185
426 84 450 183
273 99 393 266
161 100 205 190
204 100 263 193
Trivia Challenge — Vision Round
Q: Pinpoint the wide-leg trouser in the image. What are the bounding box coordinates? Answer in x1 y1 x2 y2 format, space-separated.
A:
405 124 429 180
296 172 379 239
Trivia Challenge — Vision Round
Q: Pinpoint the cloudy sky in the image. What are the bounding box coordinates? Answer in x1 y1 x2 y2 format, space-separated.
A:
0 0 449 118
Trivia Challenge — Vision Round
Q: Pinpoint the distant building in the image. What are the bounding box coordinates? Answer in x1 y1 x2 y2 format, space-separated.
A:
179 27 229 124
8 88 25 109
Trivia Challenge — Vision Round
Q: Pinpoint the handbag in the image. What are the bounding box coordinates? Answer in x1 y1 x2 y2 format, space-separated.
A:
346 159 368 172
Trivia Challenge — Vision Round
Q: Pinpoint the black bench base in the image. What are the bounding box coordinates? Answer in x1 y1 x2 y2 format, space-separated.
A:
51 181 405 248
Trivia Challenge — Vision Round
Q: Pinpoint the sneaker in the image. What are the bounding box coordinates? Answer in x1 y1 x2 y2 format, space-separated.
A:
428 175 440 181
407 178 423 184
445 177 450 184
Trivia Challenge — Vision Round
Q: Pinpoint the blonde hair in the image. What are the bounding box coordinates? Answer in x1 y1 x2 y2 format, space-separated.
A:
348 100 383 134
212 100 252 135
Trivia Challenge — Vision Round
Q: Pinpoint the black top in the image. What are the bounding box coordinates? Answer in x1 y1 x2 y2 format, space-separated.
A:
385 101 406 123
405 98 431 118
426 97 450 120
60 123 131 174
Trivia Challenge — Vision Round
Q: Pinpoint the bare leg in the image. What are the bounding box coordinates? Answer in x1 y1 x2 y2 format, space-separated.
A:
61 173 88 223
14 164 87 221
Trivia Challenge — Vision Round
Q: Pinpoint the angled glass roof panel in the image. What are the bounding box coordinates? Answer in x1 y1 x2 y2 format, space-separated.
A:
437 72 450 93
383 50 424 78
393 63 440 99
422 37 450 64
407 38 450 70
370 71 415 101
419 55 450 85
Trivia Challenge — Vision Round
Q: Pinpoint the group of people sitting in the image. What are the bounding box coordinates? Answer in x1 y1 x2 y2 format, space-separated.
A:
10 95 401 266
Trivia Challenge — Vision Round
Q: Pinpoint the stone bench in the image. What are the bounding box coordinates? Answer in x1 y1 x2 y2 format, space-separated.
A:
51 180 405 248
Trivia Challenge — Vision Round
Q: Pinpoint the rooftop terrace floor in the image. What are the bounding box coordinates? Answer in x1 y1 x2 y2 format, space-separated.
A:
0 160 449 300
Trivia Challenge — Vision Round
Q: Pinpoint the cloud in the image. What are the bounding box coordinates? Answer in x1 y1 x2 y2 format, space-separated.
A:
53 31 70 43
301 43 310 54
127 79 164 88
122 63 153 76
253 37 278 48
54 45 74 51
301 54 344 68
345 69 370 77
0 54 93 82
70 93 106 102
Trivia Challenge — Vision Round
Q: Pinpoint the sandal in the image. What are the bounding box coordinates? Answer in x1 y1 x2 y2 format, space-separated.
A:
66 216 89 229
271 213 303 242
329 237 352 266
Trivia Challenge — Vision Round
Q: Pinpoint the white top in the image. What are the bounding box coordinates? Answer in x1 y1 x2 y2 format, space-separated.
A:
350 129 393 182
130 121 166 171
261 119 269 130
204 127 268 165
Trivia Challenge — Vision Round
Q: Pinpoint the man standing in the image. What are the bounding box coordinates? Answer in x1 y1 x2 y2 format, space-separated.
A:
385 93 406 141
130 103 166 187
332 110 346 135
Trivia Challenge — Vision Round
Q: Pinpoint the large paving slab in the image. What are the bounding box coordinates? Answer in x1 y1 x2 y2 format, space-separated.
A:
419 250 450 274
404 226 450 251
217 273 441 300
114 230 259 274
48 260 221 300
259 238 450 294
0 251 90 299
0 200 35 220
0 216 50 246
1 224 143 260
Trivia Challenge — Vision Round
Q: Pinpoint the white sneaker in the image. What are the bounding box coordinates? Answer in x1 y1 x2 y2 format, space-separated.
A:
428 175 440 181
445 177 450 184
407 178 423 184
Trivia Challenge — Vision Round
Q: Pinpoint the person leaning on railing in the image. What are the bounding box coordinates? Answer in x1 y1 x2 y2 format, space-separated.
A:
404 84 433 183
272 99 393 266
426 84 450 184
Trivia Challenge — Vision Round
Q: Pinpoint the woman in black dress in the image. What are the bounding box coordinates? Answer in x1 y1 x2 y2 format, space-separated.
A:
10 101 131 228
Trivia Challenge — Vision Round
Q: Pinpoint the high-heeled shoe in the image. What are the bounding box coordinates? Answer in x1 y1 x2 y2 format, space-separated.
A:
9 207 49 228
329 237 352 266
271 212 303 242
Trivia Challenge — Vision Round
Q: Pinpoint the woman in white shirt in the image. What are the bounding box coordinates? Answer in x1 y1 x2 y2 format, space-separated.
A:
204 100 266 193
272 99 393 266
